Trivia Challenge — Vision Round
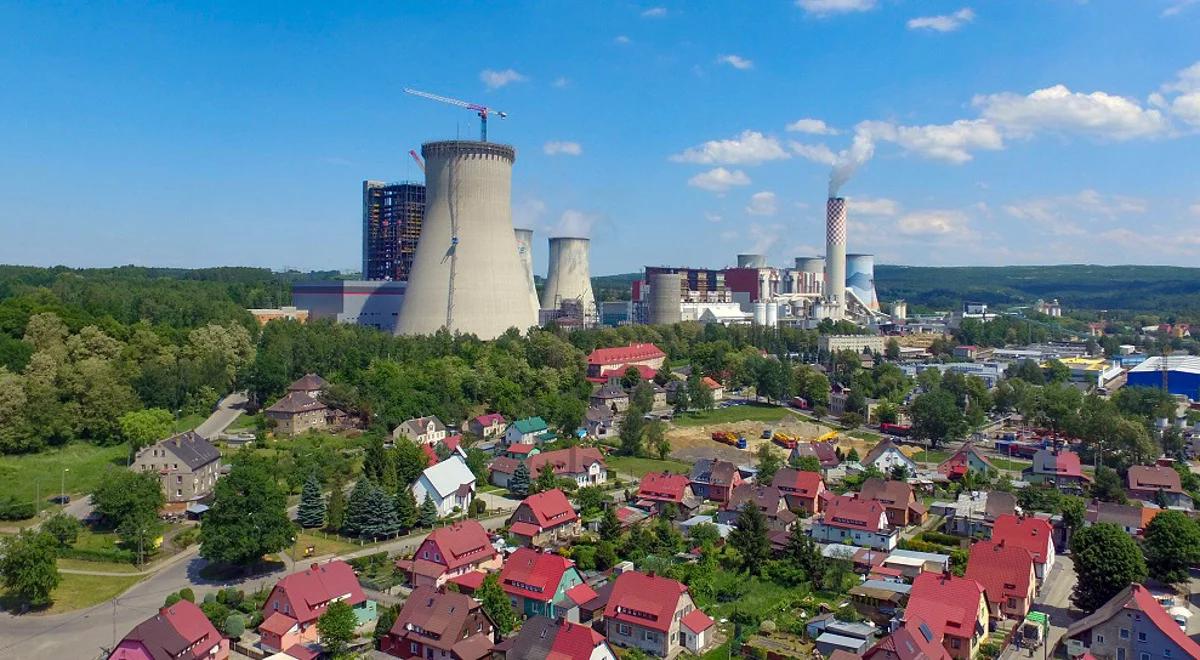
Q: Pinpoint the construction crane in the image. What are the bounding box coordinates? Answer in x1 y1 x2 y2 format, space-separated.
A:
408 149 425 173
403 88 507 141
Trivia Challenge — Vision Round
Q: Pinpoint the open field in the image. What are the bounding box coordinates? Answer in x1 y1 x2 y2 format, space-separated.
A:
293 531 360 558
672 403 790 428
1 571 143 615
0 442 129 504
606 456 691 478
171 413 205 433
668 405 836 464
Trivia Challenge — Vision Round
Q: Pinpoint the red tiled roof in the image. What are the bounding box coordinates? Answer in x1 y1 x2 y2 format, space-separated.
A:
509 521 542 538
865 615 951 660
283 644 320 660
528 447 606 477
508 444 537 455
564 582 598 606
604 571 690 633
446 570 486 592
820 495 888 532
938 443 997 476
637 472 693 504
682 609 715 633
473 413 506 427
587 343 665 366
500 548 577 603
118 600 222 660
701 376 722 390
443 434 462 452
391 586 491 656
1128 465 1185 494
421 520 498 572
547 620 609 660
518 489 579 528
267 560 366 625
1128 585 1200 657
991 514 1054 566
421 443 439 465
908 572 984 640
1031 449 1087 479
965 540 1035 608
772 468 824 496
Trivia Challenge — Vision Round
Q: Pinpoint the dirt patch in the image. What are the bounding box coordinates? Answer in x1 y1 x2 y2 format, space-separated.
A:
668 414 833 464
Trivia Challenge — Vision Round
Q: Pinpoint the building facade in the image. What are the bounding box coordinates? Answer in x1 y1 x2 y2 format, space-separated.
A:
130 431 221 507
362 181 425 282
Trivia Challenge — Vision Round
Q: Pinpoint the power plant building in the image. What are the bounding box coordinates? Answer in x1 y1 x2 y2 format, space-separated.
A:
845 253 879 311
292 281 407 334
362 181 425 281
396 141 538 340
1127 356 1200 400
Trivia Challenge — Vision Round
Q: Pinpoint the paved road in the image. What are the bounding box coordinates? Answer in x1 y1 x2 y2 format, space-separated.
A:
194 391 248 439
1001 556 1076 659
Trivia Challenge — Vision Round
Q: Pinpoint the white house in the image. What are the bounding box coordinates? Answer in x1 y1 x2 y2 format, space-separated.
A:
504 416 551 446
861 439 919 475
393 415 447 445
412 454 476 518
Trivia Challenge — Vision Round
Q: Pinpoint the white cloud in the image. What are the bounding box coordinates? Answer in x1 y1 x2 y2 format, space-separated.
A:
896 209 972 237
513 198 548 228
847 196 900 216
688 168 751 192
1003 189 1147 237
796 0 876 16
554 210 600 237
614 35 632 45
787 118 839 135
974 85 1169 140
1159 61 1200 127
552 77 570 89
789 141 839 165
1162 61 1200 94
705 212 723 223
746 191 778 216
907 8 975 32
671 130 791 165
641 7 667 18
543 141 583 156
717 54 754 70
744 223 786 254
1162 0 1198 17
858 119 1003 164
479 68 528 90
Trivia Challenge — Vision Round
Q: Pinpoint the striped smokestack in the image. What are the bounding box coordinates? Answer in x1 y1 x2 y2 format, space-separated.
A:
826 197 847 318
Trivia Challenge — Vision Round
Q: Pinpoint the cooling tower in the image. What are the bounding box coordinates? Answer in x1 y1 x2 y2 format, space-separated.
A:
513 228 540 313
738 254 767 268
846 253 879 311
796 256 825 274
648 272 682 325
825 198 847 318
541 237 597 319
396 141 537 340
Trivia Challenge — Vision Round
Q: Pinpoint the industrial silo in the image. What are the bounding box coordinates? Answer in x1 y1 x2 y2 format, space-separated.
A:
541 237 597 320
738 254 767 268
396 141 538 339
846 253 879 311
513 228 540 313
648 272 682 325
766 302 779 327
752 302 767 325
891 299 908 320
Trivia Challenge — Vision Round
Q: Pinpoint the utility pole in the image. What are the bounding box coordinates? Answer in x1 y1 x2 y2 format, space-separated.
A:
61 468 69 505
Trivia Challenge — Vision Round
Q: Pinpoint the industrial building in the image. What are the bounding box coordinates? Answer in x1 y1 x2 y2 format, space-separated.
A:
362 181 425 281
540 236 598 327
819 334 886 355
292 281 407 333
1127 356 1200 400
396 140 538 340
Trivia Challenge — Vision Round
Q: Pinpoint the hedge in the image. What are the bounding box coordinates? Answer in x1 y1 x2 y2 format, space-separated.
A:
60 546 138 564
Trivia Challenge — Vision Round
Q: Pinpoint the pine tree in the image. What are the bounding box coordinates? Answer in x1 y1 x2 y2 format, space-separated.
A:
325 479 347 532
395 487 418 532
729 501 770 576
477 573 519 635
362 434 398 490
599 506 622 539
296 475 326 529
508 462 531 497
342 479 375 537
419 493 439 527
362 488 400 539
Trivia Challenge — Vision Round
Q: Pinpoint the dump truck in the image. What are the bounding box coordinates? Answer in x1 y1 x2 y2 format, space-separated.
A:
772 432 798 449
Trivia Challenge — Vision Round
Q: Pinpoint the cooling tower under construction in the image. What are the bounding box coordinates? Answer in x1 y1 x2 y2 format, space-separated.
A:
738 254 767 268
846 253 879 311
541 237 597 320
396 141 537 340
514 228 540 313
825 197 847 318
649 272 682 325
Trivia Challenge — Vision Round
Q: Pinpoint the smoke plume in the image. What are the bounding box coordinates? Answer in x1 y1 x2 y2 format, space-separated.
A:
828 129 875 197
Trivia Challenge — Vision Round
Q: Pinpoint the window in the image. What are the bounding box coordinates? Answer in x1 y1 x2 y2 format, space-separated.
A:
951 638 961 649
1139 654 1149 660
1096 634 1105 644
410 642 418 654
1137 631 1147 642
617 623 631 636
1120 628 1130 640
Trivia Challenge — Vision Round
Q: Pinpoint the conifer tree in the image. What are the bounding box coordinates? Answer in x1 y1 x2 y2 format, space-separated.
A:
395 487 418 532
419 493 439 527
296 474 326 529
342 479 375 537
508 462 531 497
325 479 347 532
362 488 400 539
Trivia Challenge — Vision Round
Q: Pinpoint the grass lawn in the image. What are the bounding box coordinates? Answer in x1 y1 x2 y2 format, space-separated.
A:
0 442 130 504
171 413 206 433
848 430 881 442
607 456 692 478
672 403 789 428
74 527 122 553
0 572 143 614
57 557 141 574
293 531 361 558
991 457 1031 472
910 450 951 464
227 413 260 431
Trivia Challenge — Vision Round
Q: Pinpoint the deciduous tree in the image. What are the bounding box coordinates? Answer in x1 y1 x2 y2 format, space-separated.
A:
1070 522 1147 611
0 530 60 607
1143 511 1200 584
316 600 357 657
200 456 294 567
477 573 518 634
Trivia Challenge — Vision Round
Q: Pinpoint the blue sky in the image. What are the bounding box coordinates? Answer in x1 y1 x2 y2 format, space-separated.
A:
1 1 1198 274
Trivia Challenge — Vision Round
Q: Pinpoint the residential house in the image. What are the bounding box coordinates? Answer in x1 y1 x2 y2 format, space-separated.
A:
789 441 841 470
501 443 539 460
467 413 507 438
586 343 666 382
688 459 744 503
861 616 951 660
380 586 495 660
881 549 951 580
1127 465 1194 510
1064 584 1200 660
499 547 585 619
585 405 617 438
905 572 989 660
110 600 229 660
859 478 928 527
807 614 878 656
265 391 329 437
701 376 725 401
604 570 714 657
1085 499 1159 536
1022 449 1091 492
506 489 581 548
936 490 1017 539
259 561 373 654
991 514 1056 580
590 379 630 413
772 468 826 514
287 373 328 397
635 472 702 520
811 495 899 551
393 415 448 445
964 540 1036 620
527 447 607 488
130 431 222 510
399 520 502 588
937 443 997 480
411 455 476 518
721 484 797 532
504 416 553 446
862 439 919 476
493 617 617 660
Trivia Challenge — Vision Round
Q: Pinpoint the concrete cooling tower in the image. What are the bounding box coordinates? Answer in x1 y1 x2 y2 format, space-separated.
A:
513 228 540 313
846 253 879 311
738 254 767 268
796 256 825 274
648 272 682 325
541 237 597 319
825 197 847 318
396 141 537 340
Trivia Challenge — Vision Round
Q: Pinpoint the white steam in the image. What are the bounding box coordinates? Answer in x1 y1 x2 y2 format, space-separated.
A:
828 129 875 197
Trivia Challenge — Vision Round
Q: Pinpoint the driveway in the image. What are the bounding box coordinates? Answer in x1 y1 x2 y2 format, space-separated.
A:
194 391 248 439
1001 556 1076 659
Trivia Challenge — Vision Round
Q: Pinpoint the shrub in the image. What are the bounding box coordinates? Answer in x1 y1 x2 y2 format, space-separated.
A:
164 593 181 607
43 514 82 547
0 496 36 521
469 499 487 517
572 545 597 571
919 531 961 547
179 587 195 603
224 613 245 638
59 547 137 564
173 527 200 548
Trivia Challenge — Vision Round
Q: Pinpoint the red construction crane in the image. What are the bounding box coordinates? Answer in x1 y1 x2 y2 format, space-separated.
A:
404 88 507 142
409 149 425 173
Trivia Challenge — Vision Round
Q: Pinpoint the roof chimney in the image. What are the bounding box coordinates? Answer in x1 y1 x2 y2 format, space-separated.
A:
310 563 319 571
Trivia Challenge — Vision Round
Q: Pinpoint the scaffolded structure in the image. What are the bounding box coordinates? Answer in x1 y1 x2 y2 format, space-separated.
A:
362 181 425 282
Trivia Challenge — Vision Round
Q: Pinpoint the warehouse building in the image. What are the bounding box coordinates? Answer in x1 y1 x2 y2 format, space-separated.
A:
1127 356 1200 400
292 281 406 334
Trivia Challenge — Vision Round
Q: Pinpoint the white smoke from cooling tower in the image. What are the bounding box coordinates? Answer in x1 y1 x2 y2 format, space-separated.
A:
513 228 540 313
541 237 597 320
396 141 537 340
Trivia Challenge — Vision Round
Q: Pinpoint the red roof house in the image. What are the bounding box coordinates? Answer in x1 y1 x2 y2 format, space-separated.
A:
906 572 989 660
991 514 1056 579
771 468 826 514
636 472 701 519
499 547 585 619
111 600 229 660
604 570 713 656
964 540 1036 620
527 447 608 488
859 478 928 527
1023 449 1091 491
938 443 997 480
789 440 841 469
259 561 367 653
863 615 951 660
586 343 666 381
506 488 581 548
1065 584 1200 659
493 616 615 660
1127 465 1194 509
398 519 502 588
381 586 496 660
811 494 898 551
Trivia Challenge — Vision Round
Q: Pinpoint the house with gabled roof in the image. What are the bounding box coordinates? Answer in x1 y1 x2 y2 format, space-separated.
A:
586 343 666 382
1023 449 1090 492
862 439 918 475
1127 465 1194 510
265 391 329 437
636 472 701 520
862 616 951 660
721 484 797 532
991 513 1056 580
506 489 581 548
811 495 898 551
772 468 826 514
938 443 997 480
493 616 617 660
499 547 585 619
790 441 841 470
1064 583 1200 660
393 415 448 446
111 600 229 660
259 561 373 654
527 447 607 487
466 412 507 438
688 458 744 503
859 478 927 527
380 586 495 660
130 431 222 509
504 416 553 446
905 572 989 660
603 570 714 657
286 373 328 397
1085 499 1157 536
411 454 475 518
964 540 1036 620
397 520 501 588
590 378 631 413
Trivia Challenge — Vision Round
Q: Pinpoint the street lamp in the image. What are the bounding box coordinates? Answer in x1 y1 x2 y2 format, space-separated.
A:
61 468 70 505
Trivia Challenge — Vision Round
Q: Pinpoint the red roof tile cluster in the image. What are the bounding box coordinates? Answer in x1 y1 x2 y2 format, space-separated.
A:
907 572 985 642
937 443 997 476
1127 465 1185 494
820 495 888 532
115 600 222 660
964 540 1035 609
771 468 824 496
682 608 715 633
517 489 579 529
587 343 665 366
473 413 506 427
390 586 493 658
500 548 577 603
637 472 693 504
991 514 1054 566
528 447 606 477
604 571 690 633
267 561 366 626
548 619 609 659
421 520 498 572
